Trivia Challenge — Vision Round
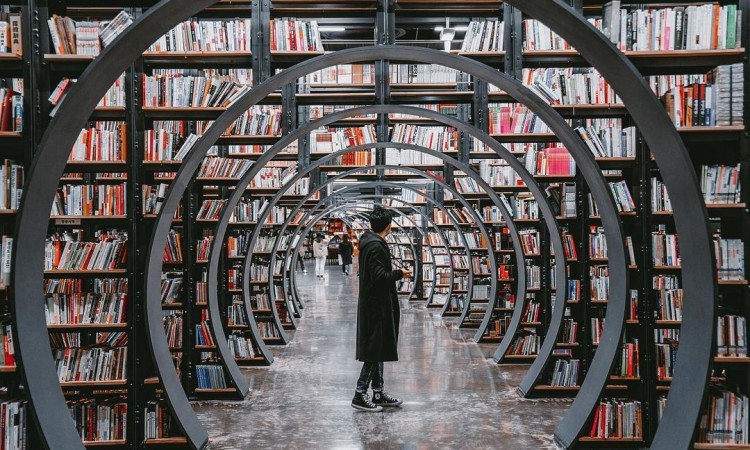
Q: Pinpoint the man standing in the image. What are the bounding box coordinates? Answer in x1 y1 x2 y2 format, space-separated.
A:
352 206 411 412
338 234 354 275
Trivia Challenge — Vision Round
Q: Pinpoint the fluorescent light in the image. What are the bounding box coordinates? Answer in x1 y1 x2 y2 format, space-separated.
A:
434 25 468 32
318 26 346 32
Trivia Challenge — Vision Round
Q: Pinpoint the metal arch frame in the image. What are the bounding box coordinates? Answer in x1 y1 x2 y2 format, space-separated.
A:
212 140 527 334
17 28 634 449
150 87 593 428
511 2 717 447
272 175 487 319
11 1 217 448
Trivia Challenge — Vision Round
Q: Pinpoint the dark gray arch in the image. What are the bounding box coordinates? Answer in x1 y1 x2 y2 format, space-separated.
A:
510 2 717 447
17 40 630 449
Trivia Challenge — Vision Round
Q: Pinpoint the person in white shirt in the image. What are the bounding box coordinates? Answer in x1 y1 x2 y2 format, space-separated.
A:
312 233 329 279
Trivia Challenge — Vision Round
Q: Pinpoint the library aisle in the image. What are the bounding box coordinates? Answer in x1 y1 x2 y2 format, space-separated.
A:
194 266 567 449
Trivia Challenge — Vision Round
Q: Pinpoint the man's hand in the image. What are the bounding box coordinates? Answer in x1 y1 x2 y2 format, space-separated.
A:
402 270 412 279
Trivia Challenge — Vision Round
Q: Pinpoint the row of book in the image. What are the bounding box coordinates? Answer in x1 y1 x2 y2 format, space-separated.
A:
163 231 183 263
525 265 541 289
390 124 458 153
252 165 299 189
0 11 22 55
384 148 443 166
69 122 126 162
258 322 281 339
0 88 23 133
143 399 170 440
195 364 228 389
300 64 374 86
549 358 580 387
599 3 742 51
524 146 576 176
51 183 127 217
69 398 125 443
590 266 610 301
270 18 323 52
148 19 253 53
48 10 132 55
160 276 182 305
53 346 127 383
608 180 637 213
195 319 215 347
717 314 747 358
310 126 373 154
197 157 253 179
49 76 126 114
697 390 749 445
460 20 504 53
163 314 183 349
44 230 128 272
142 73 248 108
0 159 23 210
228 301 249 327
390 64 459 85
519 228 541 255
576 123 637 159
227 333 257 360
508 333 540 356
44 293 127 326
588 399 642 439
196 199 226 221
526 67 620 106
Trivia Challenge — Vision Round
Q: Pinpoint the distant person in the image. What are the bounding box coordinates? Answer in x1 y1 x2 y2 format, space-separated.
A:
296 253 306 273
338 235 354 275
313 233 328 279
352 206 411 412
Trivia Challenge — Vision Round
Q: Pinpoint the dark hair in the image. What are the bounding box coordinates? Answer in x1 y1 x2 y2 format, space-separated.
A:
342 234 349 243
369 206 393 233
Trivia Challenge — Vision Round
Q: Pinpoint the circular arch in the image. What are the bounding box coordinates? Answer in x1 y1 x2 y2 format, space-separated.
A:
16 25 645 449
271 176 493 320
220 146 531 332
509 2 717 446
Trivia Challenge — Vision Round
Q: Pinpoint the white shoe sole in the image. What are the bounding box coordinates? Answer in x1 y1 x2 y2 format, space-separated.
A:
375 401 402 407
351 403 383 412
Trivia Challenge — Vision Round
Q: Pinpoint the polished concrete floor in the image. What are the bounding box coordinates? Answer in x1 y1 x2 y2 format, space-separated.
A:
194 266 568 449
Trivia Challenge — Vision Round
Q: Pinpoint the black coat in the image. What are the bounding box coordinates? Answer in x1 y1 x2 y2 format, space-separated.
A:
356 230 403 362
338 241 354 265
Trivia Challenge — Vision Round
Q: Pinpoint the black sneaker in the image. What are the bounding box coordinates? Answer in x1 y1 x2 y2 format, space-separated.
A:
351 392 383 412
372 391 403 407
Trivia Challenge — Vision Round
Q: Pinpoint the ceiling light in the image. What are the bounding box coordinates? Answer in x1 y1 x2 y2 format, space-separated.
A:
318 26 346 32
434 26 468 32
